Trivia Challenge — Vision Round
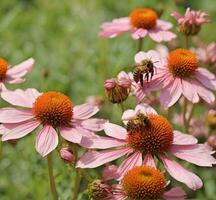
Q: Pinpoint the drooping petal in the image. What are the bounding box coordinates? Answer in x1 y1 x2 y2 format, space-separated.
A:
60 127 83 144
35 125 58 157
173 130 198 145
117 152 143 180
76 147 133 168
80 118 107 131
102 165 119 181
121 109 136 125
163 187 186 200
1 120 40 141
0 108 33 123
135 103 157 115
143 153 156 168
1 88 41 108
134 51 148 63
157 19 173 30
104 122 127 140
170 144 216 167
73 103 99 120
148 29 176 42
131 28 148 40
160 155 203 190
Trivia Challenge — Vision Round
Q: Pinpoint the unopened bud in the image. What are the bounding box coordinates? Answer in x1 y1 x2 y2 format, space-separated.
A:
59 147 75 164
207 110 216 129
208 135 216 150
179 24 201 36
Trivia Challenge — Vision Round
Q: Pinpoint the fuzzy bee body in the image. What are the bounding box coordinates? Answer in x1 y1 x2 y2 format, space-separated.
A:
133 59 155 87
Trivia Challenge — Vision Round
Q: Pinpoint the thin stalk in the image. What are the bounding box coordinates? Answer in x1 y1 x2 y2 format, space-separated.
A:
72 168 81 200
186 104 195 131
182 98 188 133
47 153 58 200
185 35 189 49
137 38 143 52
80 169 93 182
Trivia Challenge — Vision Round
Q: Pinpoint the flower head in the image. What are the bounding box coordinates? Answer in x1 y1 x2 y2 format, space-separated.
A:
99 7 176 42
0 58 34 91
77 104 216 190
0 89 106 157
171 8 210 35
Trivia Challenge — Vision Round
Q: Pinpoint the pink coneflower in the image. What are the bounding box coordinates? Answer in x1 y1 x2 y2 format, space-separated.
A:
0 58 34 91
99 8 176 42
77 104 216 190
0 89 106 156
135 48 216 107
112 166 186 200
171 8 210 35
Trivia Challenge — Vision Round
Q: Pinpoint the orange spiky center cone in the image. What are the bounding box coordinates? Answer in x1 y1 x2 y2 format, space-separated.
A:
0 58 9 79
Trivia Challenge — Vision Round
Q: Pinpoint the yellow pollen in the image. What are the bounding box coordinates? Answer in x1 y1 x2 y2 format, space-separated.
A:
130 8 158 29
127 114 173 154
168 48 198 78
0 58 9 79
32 91 73 127
122 166 166 200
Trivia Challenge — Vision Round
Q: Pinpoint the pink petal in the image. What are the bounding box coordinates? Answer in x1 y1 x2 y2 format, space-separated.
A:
163 187 186 200
157 19 173 30
35 125 58 157
160 155 203 190
121 109 136 124
80 118 106 131
160 78 182 107
135 103 157 115
6 58 34 78
73 103 99 120
0 108 33 123
134 51 148 63
173 130 198 145
1 120 40 141
143 153 156 168
80 136 126 149
0 83 7 92
102 165 119 181
148 29 176 42
104 122 127 140
4 76 25 84
170 144 216 167
60 127 83 143
131 28 148 40
117 152 143 180
76 147 133 168
1 88 41 108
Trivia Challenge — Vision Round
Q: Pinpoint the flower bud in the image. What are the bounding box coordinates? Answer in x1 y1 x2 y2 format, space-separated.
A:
208 135 216 150
207 110 216 129
59 147 75 164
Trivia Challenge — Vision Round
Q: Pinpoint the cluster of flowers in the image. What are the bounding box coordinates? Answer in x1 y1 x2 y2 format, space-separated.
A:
1 5 216 200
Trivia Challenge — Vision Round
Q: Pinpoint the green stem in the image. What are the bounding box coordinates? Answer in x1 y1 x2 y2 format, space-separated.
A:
137 38 143 52
47 153 58 200
186 104 195 131
185 35 189 49
80 169 93 182
72 168 81 200
120 103 125 114
183 98 188 133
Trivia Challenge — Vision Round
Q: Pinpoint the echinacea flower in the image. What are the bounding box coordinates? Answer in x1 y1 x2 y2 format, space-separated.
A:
171 8 210 35
112 166 186 200
0 57 34 91
0 89 106 156
77 104 216 190
135 48 216 107
99 8 176 42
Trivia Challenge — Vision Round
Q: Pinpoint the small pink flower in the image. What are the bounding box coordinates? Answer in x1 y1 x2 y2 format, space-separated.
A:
171 8 209 35
99 8 176 42
135 48 216 107
0 58 34 91
0 89 106 157
77 104 216 190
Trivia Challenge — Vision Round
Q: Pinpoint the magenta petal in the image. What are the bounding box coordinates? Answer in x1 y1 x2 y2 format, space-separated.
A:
163 187 186 200
117 152 142 180
170 144 216 167
76 147 133 168
104 122 127 140
80 118 107 131
173 130 198 145
143 153 156 168
60 127 83 144
1 120 40 141
0 108 33 123
35 125 58 157
73 103 99 120
160 155 203 190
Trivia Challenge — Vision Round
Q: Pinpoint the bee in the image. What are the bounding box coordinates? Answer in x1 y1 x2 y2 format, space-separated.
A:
133 59 156 87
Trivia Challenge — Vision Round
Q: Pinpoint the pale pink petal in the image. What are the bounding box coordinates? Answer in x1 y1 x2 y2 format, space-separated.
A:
160 78 182 107
1 120 40 141
135 103 157 115
6 58 34 78
117 152 143 180
73 103 99 120
104 122 127 140
160 155 203 190
35 125 58 157
3 76 25 84
134 51 148 63
148 29 176 42
76 147 133 168
80 118 106 131
0 108 33 123
131 28 147 40
170 144 216 166
102 165 119 181
196 68 215 79
0 83 7 92
163 187 186 200
80 136 126 149
121 109 136 124
143 153 156 168
73 126 97 138
1 88 41 108
173 130 198 145
181 79 199 103
157 19 173 30
60 127 83 143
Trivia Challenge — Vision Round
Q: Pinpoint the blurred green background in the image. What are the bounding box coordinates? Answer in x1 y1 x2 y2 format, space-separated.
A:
0 0 216 199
